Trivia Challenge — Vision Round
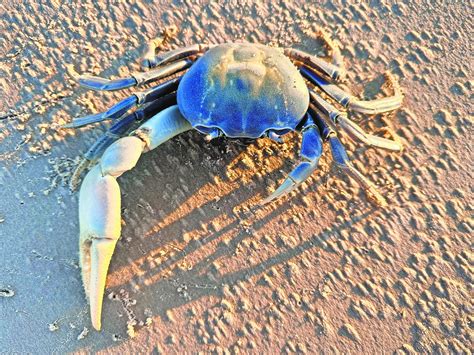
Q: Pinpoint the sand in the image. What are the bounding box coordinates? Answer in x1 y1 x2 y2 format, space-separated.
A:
0 1 472 353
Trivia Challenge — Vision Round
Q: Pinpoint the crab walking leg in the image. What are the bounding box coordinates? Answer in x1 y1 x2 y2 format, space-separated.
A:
309 107 388 206
316 29 345 72
301 67 403 114
64 77 181 128
142 43 211 69
261 114 323 204
69 94 178 190
79 105 192 330
309 90 403 151
285 48 344 82
285 31 345 82
78 58 193 91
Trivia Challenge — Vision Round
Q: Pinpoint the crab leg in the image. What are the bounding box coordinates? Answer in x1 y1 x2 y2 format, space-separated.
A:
285 30 345 82
79 105 191 330
310 91 402 151
285 48 344 82
301 67 403 115
65 77 181 128
142 43 211 69
78 58 193 91
69 93 178 190
261 114 323 204
309 106 388 206
316 29 345 73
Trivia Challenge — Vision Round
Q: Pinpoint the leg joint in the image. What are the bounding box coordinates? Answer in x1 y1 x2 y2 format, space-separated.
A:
130 128 151 151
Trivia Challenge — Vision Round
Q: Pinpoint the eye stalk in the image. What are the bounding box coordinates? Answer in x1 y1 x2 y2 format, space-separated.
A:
265 130 284 143
204 128 223 142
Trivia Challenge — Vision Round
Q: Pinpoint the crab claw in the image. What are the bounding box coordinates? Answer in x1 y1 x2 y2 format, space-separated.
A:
79 164 122 330
78 134 147 330
77 106 192 330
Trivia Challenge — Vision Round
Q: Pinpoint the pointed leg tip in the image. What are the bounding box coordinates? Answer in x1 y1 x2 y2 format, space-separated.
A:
260 188 287 206
61 117 94 129
367 190 388 208
77 74 97 83
375 137 404 152
259 190 287 206
61 122 74 129
375 197 388 208
77 75 103 90
77 75 132 91
334 69 346 82
259 196 273 206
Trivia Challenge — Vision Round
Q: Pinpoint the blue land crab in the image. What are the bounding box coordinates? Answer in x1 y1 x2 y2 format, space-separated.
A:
65 34 403 330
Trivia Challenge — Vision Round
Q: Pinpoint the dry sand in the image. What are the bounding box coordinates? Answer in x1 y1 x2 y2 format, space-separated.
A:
0 1 472 353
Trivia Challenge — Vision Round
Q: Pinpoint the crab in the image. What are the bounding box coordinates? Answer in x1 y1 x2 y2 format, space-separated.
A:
65 33 403 330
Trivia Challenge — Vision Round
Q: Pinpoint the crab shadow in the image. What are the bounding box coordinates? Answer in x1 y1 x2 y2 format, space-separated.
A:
70 128 382 351
103 130 299 282
0 5 413 351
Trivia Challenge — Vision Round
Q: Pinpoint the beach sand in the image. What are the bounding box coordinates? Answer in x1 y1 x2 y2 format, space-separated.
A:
0 1 472 353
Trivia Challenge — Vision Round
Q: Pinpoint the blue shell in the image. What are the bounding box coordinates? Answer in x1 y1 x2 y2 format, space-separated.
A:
177 43 309 138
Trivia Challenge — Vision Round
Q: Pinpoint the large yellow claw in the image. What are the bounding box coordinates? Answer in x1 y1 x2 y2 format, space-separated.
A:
77 106 191 330
79 136 144 330
79 165 121 330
